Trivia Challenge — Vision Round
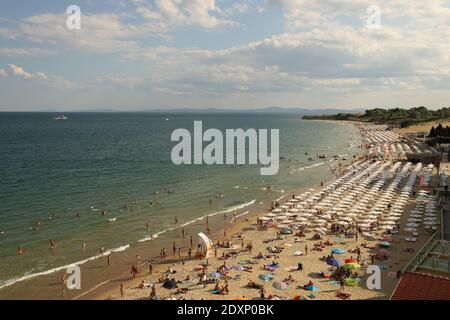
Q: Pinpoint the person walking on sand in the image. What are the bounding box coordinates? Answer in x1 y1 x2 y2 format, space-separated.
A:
339 277 345 292
259 286 266 300
178 248 182 259
182 228 185 239
18 245 23 255
150 285 157 300
120 284 124 298
60 273 67 297
188 248 192 259
175 216 179 224
305 244 308 255
145 220 150 230
107 254 111 266
190 235 193 248
148 263 153 275
173 242 176 255
81 242 86 250
224 229 227 238
131 264 138 278
50 239 56 250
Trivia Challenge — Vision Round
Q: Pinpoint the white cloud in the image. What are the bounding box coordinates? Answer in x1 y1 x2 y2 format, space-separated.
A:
0 47 55 57
138 0 238 28
9 64 33 79
2 0 450 109
8 64 74 89
0 68 7 77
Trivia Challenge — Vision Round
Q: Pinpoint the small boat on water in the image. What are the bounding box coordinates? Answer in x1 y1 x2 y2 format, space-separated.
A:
53 114 68 121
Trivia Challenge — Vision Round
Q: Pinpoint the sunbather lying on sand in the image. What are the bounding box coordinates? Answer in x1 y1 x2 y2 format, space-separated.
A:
247 280 263 289
283 275 295 284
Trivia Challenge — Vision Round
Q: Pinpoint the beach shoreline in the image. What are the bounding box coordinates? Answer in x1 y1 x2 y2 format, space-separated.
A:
87 154 364 300
88 123 440 301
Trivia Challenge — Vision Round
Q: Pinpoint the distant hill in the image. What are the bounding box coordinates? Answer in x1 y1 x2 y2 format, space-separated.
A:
139 107 365 115
303 106 450 128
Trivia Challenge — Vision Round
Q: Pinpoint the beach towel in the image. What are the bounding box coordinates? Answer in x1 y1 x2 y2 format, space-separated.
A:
284 266 298 272
304 285 319 291
259 274 275 282
331 248 346 254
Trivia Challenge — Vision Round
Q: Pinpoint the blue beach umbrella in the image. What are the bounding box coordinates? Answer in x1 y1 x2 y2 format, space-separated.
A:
331 248 346 254
327 258 343 267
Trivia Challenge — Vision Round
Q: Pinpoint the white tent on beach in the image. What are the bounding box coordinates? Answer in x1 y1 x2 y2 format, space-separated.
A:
197 232 213 258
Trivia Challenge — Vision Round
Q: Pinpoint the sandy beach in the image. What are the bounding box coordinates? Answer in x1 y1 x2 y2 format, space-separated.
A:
90 124 439 301
394 119 450 135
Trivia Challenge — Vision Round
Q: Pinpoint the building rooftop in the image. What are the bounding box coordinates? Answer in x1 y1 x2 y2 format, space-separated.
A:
391 272 450 300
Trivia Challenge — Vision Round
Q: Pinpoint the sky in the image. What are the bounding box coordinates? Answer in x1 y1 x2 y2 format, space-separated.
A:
1 0 450 111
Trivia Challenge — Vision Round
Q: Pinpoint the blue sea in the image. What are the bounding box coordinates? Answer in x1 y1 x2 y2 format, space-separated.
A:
0 112 359 297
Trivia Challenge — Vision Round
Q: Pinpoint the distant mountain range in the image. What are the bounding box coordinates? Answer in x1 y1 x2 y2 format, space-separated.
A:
143 107 365 115
1 107 365 115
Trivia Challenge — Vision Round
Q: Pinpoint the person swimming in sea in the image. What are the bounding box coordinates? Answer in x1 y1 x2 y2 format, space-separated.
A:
145 220 150 230
175 216 179 224
50 239 56 249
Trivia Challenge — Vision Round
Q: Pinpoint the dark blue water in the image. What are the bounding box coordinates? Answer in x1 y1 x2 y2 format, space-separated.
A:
0 112 359 289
